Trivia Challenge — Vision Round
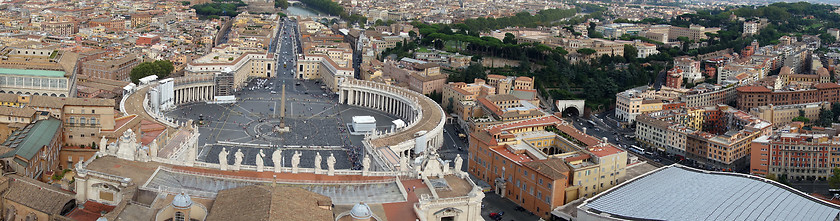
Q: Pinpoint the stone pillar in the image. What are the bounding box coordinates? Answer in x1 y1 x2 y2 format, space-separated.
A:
74 176 87 202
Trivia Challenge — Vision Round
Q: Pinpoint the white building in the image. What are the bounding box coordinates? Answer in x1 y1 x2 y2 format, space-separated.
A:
743 21 758 35
185 45 276 91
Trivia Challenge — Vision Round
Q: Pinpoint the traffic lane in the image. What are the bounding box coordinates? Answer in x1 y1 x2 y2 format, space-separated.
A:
568 117 673 166
481 192 541 221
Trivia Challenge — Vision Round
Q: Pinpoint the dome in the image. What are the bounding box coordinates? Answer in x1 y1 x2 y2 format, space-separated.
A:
349 202 372 219
172 193 192 209
96 217 108 221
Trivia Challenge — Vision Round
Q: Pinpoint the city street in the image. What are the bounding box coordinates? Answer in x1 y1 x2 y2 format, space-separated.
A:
482 192 541 221
567 110 672 167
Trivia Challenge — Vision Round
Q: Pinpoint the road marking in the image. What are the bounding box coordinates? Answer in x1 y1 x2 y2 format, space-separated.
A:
214 109 232 139
306 103 338 120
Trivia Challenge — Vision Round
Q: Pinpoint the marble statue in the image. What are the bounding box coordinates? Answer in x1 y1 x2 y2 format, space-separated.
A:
362 156 371 173
454 154 463 173
272 149 282 172
234 149 244 170
256 149 265 172
218 148 229 171
327 153 336 175
291 151 301 173
99 136 107 151
315 152 322 172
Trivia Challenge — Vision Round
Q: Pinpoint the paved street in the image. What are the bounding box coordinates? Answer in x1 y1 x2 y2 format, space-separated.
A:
481 192 541 221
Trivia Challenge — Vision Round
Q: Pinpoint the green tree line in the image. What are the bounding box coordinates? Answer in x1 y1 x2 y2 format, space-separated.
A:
191 1 246 18
299 0 366 25
130 60 174 84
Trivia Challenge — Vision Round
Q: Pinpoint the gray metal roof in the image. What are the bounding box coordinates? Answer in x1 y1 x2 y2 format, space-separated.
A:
583 166 840 221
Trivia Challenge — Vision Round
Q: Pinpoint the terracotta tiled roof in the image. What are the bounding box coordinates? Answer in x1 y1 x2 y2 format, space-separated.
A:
4 175 74 215
815 83 840 89
206 186 333 221
735 85 771 93
522 158 569 180
65 201 116 221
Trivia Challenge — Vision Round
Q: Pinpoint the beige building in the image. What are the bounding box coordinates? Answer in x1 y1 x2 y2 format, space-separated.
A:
636 105 772 170
383 58 449 95
81 53 140 81
615 86 686 124
486 74 533 94
296 41 354 92
750 102 828 127
185 45 276 90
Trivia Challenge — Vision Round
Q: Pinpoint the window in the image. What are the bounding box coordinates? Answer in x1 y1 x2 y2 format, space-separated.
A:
174 212 185 221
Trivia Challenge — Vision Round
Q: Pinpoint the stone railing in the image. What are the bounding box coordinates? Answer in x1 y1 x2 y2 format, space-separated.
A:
142 93 178 128
140 184 217 199
162 166 397 184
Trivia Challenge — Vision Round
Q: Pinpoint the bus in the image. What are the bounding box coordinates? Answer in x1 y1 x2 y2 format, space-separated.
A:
587 120 596 126
629 145 645 155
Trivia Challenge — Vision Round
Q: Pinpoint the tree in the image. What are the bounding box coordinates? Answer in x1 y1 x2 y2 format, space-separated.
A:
832 102 840 122
503 33 517 44
830 168 840 189
819 107 834 127
765 173 778 181
624 44 638 62
130 60 174 84
576 48 596 56
793 109 810 124
180 1 190 6
274 0 289 9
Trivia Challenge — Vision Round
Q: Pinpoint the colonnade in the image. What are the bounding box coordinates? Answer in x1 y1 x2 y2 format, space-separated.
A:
341 88 417 123
338 80 446 157
175 85 214 104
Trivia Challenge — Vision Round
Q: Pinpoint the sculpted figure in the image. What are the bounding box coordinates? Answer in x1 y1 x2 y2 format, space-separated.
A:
218 148 229 170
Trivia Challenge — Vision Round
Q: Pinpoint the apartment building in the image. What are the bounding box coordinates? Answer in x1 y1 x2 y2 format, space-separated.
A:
744 21 758 35
751 131 840 179
136 34 161 46
736 83 840 110
486 74 534 94
636 105 772 170
469 115 626 219
614 86 686 124
750 102 828 127
665 68 684 88
682 83 737 108
81 54 140 81
41 22 76 36
674 56 702 83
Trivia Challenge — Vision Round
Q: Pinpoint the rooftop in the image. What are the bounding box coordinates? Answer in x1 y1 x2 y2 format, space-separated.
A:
581 165 840 221
207 186 333 221
0 67 65 78
0 119 61 166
